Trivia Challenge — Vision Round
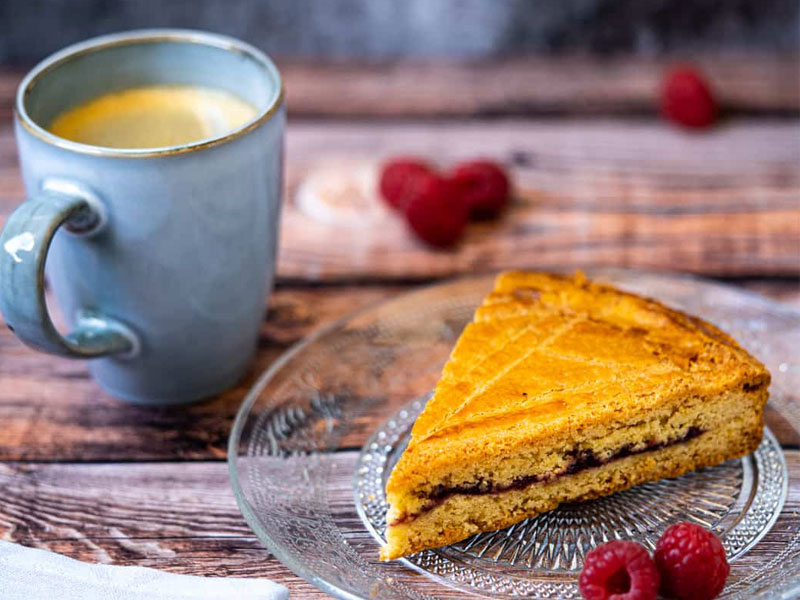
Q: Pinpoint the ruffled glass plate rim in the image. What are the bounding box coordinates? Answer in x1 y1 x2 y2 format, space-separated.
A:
228 268 800 600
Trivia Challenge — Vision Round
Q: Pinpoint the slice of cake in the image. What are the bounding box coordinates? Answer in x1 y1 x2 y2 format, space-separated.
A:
380 271 770 560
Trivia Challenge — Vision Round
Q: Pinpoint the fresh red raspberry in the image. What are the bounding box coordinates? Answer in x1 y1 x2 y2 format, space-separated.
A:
655 522 729 600
379 158 435 212
661 66 717 129
449 160 510 219
404 175 468 248
579 540 660 600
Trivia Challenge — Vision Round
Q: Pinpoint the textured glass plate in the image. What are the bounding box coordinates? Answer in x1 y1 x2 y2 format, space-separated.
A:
357 401 786 597
229 269 799 599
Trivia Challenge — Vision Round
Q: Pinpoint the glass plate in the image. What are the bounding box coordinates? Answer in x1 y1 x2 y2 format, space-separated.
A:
228 269 800 599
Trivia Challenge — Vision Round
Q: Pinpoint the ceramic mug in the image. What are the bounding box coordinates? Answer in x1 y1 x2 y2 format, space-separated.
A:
0 30 285 404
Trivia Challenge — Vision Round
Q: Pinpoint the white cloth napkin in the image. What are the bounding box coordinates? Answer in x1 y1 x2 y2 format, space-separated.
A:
0 541 289 600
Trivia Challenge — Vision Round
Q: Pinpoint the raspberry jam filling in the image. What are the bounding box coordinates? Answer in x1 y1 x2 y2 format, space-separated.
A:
390 426 705 526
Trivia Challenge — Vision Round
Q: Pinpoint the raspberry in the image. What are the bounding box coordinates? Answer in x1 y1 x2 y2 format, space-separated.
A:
449 160 510 219
379 158 435 212
404 175 468 248
579 540 659 600
655 522 729 600
661 66 717 129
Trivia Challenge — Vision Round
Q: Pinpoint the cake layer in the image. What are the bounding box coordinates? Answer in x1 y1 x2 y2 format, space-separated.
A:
390 425 705 527
385 384 766 523
380 271 771 561
386 274 769 509
381 409 763 560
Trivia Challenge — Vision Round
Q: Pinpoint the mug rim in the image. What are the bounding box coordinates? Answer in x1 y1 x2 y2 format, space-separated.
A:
15 28 285 158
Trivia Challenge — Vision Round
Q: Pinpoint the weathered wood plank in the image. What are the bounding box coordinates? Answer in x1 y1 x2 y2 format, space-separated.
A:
5 120 795 280
276 119 800 280
0 457 326 593
1 454 798 597
0 285 402 461
1 59 797 599
2 56 798 119
280 55 800 117
0 279 797 461
0 462 248 541
2 117 798 279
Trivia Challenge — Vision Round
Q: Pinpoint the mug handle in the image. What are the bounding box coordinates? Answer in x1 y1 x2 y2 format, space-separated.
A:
0 188 138 358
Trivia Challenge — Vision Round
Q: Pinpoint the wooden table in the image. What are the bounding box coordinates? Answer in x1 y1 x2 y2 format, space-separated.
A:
1 56 798 598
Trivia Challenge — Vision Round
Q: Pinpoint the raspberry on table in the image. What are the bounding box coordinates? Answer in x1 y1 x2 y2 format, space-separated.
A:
449 160 510 219
660 66 717 129
655 522 729 600
378 158 435 212
578 540 659 600
404 175 468 248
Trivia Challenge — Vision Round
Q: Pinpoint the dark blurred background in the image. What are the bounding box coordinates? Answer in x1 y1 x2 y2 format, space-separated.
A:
2 0 799 64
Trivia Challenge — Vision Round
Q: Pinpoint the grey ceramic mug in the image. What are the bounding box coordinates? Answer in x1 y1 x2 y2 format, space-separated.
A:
0 30 285 404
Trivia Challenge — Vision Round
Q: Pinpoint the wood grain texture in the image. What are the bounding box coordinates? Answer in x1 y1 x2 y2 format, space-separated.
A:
0 459 325 594
278 119 800 280
0 61 798 599
2 119 798 280
277 55 800 117
0 112 798 459
1 454 798 598
0 281 796 462
0 285 402 461
5 55 795 119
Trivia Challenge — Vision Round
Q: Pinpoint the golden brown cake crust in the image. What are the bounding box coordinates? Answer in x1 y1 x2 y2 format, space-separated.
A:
380 271 770 560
